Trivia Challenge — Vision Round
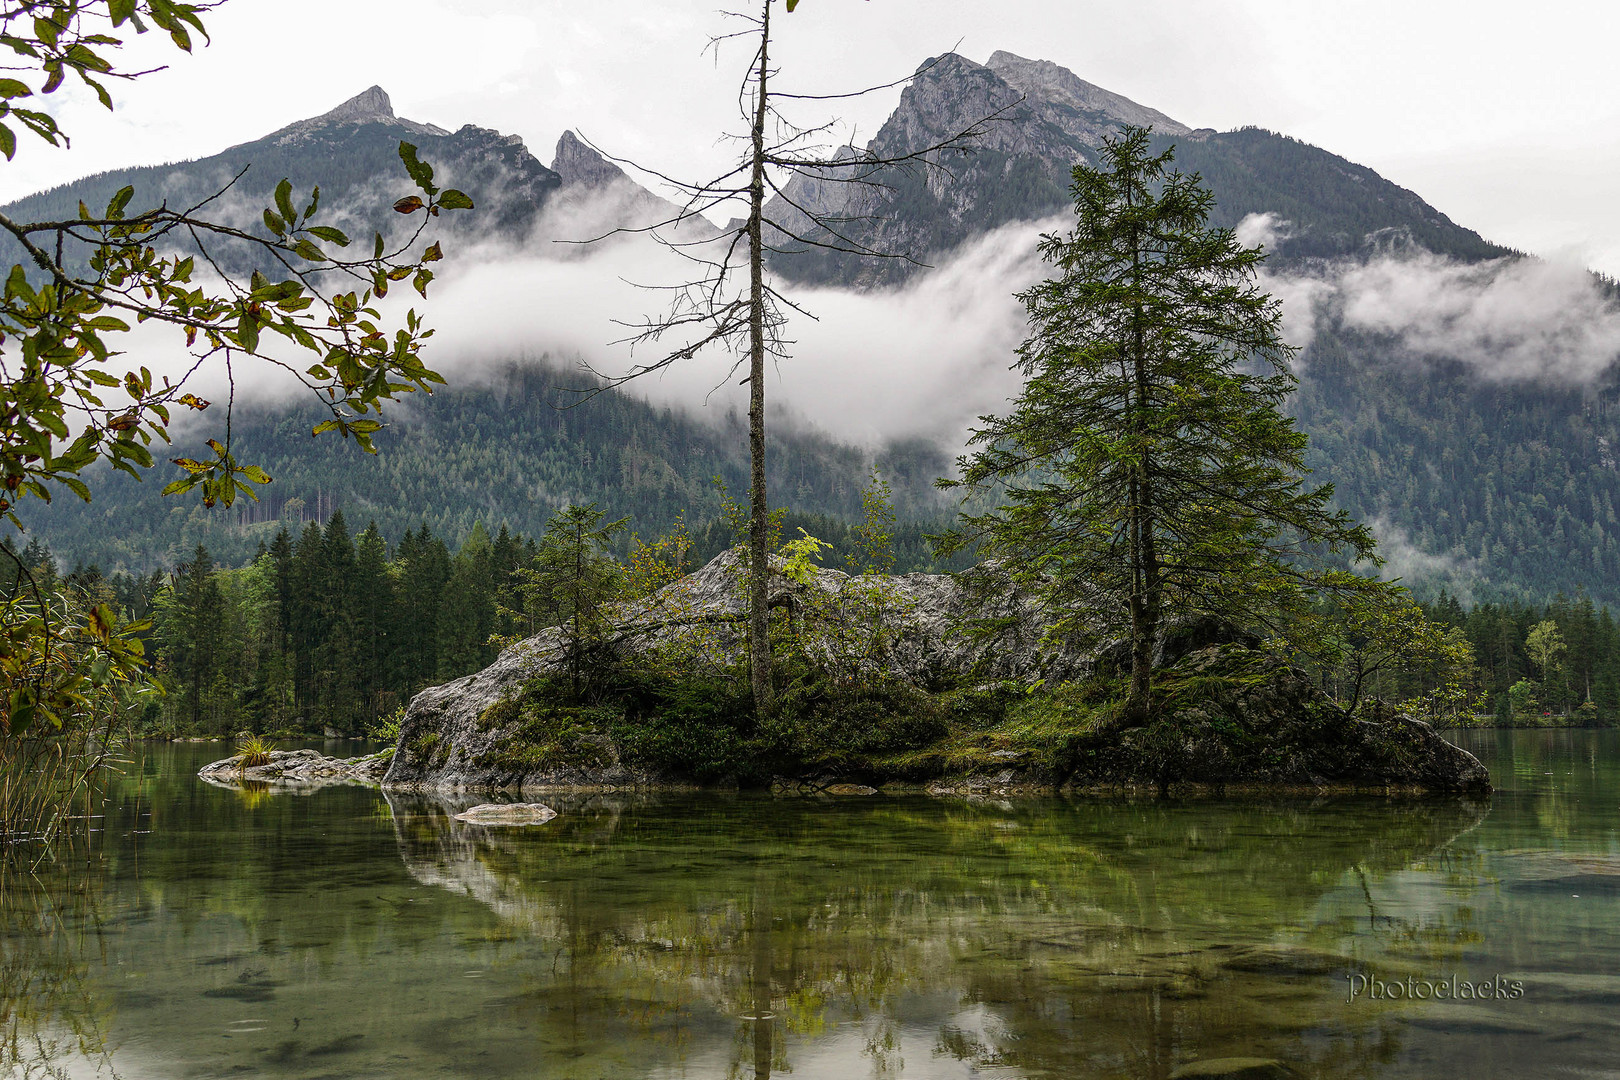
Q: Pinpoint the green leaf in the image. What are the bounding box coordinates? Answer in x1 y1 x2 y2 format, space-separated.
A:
235 311 260 353
437 189 474 211
0 78 30 98
307 225 349 246
262 208 286 237
240 465 272 484
374 232 385 258
397 141 438 195
0 123 14 161
109 0 137 26
84 74 112 110
303 184 321 222
107 185 134 220
273 178 296 225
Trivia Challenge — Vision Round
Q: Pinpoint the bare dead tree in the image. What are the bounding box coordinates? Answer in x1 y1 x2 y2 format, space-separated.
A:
574 1 999 713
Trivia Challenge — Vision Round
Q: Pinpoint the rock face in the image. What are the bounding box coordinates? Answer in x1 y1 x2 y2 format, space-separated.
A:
383 550 1079 792
198 748 393 789
544 129 717 243
256 84 451 145
985 52 1190 135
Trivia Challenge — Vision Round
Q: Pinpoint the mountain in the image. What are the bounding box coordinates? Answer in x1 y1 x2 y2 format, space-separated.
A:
544 128 714 242
6 65 1620 610
767 51 1509 286
0 88 677 274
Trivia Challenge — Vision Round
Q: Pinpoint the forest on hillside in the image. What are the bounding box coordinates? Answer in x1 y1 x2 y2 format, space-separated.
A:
5 501 1615 736
21 345 1620 612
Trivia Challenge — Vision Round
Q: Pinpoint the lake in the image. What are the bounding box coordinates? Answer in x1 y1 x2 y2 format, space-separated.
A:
2 730 1616 1079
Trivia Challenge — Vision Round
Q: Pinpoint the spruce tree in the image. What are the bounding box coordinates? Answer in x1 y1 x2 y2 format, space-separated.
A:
942 125 1379 723
353 523 394 716
318 512 361 731
519 505 626 700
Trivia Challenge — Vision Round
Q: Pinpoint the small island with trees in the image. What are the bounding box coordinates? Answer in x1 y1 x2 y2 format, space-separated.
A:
0 2 1512 847
376 130 1488 799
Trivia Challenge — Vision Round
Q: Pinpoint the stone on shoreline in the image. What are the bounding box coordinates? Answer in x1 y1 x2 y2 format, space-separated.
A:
198 748 393 788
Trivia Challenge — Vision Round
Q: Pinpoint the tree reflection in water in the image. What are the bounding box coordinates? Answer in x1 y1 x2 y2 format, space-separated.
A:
6 739 1562 1080
385 790 1488 1079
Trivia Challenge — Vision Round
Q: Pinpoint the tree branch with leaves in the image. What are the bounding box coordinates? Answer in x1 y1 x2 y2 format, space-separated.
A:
0 0 471 842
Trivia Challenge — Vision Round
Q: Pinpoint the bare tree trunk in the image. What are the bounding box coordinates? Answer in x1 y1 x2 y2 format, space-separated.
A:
747 0 775 714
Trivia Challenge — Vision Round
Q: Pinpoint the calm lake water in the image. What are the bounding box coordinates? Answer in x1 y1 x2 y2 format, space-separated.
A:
3 731 1618 1079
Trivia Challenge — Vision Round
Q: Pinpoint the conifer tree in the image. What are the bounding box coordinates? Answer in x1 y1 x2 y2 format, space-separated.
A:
165 544 224 730
437 524 495 681
516 505 626 700
316 511 361 730
942 126 1380 723
353 523 394 715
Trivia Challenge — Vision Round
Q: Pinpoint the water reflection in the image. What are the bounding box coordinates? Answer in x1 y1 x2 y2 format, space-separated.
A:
9 738 1614 1079
384 790 1488 1079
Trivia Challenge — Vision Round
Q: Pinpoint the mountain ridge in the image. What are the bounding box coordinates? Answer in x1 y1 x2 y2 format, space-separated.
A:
3 55 1615 611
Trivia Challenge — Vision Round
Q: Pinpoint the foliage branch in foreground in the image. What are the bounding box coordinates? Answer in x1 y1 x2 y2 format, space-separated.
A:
0 0 469 837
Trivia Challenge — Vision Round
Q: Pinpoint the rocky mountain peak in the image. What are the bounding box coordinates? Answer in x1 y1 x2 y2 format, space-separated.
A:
985 51 1190 135
551 130 630 190
318 85 395 124
255 86 450 147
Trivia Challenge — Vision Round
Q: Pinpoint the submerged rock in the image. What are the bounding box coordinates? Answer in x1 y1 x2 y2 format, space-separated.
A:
198 748 392 789
452 802 558 825
1169 1060 1296 1080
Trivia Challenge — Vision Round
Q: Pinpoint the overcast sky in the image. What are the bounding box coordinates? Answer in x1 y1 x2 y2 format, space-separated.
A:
3 0 1615 277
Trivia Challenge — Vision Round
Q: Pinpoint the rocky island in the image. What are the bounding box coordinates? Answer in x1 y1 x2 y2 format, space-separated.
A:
370 552 1489 799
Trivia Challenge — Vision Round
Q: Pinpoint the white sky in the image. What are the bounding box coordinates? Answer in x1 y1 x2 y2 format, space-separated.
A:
3 0 1616 277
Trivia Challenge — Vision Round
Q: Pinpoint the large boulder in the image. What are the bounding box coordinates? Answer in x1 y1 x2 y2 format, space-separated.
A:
381 552 1490 798
382 550 1083 792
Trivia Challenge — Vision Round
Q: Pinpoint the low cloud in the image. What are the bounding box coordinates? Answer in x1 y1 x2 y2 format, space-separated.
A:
1334 252 1620 382
1235 210 1289 251
360 199 1059 447
1243 212 1620 383
1365 516 1479 605
114 199 1620 466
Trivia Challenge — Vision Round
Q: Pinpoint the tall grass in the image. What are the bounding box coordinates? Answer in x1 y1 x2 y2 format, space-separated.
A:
0 569 157 851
